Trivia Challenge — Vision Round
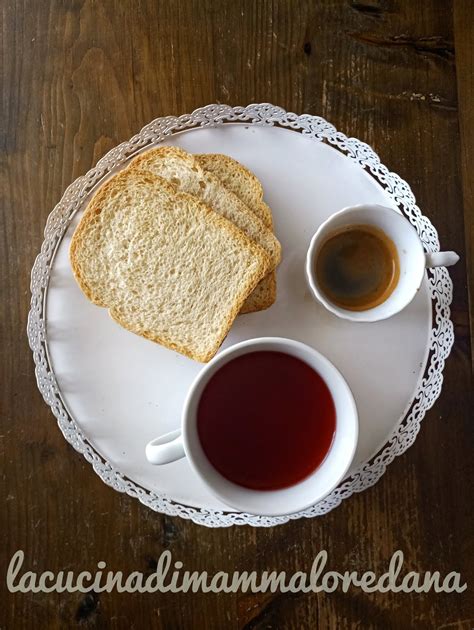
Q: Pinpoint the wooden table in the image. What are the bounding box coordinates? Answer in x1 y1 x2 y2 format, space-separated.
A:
2 1 473 628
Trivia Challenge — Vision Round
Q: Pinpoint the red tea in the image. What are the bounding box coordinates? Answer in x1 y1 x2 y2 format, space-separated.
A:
197 351 336 490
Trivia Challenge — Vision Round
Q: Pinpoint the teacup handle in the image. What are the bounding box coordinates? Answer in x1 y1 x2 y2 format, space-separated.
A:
425 251 459 268
146 429 185 465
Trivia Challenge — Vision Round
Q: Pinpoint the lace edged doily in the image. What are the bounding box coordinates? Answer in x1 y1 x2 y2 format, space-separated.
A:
27 104 454 527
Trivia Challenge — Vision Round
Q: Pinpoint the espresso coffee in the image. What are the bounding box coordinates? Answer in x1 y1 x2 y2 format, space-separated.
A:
315 224 399 311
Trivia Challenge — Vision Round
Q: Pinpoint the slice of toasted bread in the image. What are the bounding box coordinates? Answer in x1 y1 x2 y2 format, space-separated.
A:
69 169 271 362
197 153 277 313
127 146 281 271
196 153 273 228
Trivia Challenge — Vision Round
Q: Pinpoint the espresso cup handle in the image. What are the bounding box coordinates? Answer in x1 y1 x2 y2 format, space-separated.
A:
146 429 184 465
425 251 459 268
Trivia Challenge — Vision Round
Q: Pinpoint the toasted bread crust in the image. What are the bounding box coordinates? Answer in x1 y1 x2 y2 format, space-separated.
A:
196 153 277 313
127 147 281 269
196 153 273 228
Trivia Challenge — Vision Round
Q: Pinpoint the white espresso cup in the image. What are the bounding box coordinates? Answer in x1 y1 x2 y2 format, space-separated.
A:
305 204 459 322
146 337 358 516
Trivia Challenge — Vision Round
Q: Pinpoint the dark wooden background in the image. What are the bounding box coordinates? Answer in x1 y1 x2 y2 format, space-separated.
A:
2 1 473 628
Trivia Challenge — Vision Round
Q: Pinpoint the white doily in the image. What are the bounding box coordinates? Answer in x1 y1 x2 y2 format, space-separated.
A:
27 104 454 527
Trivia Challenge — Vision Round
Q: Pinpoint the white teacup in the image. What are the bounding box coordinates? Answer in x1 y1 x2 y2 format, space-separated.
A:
305 204 459 322
146 337 358 516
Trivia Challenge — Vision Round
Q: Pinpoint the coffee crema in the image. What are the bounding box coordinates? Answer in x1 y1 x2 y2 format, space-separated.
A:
197 351 336 491
315 224 400 311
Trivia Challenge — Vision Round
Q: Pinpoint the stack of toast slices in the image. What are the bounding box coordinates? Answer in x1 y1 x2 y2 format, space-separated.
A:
70 146 281 362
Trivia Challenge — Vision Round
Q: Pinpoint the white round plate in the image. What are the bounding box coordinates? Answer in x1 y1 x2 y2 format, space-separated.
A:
28 104 454 527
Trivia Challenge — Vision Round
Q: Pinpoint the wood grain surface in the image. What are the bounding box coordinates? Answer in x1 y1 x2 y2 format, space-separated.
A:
1 1 473 628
